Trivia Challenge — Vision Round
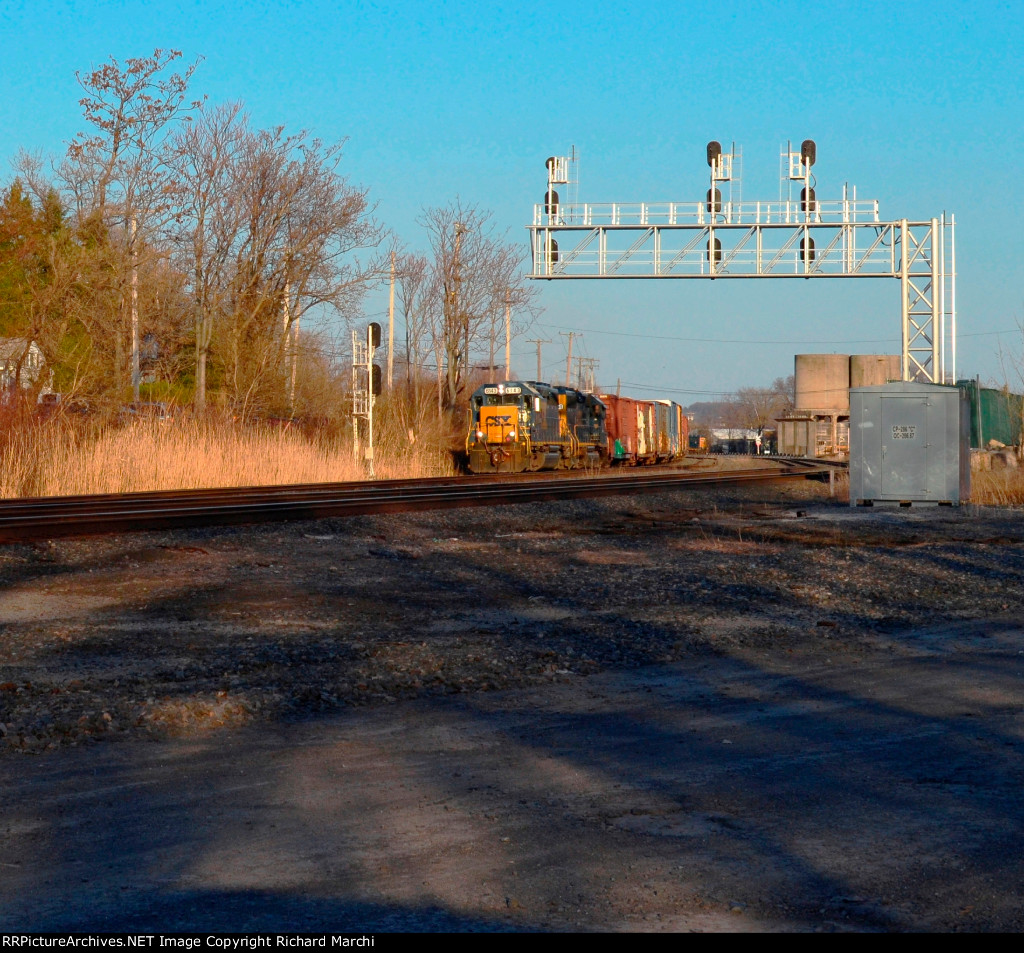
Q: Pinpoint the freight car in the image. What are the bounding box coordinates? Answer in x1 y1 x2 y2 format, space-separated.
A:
600 394 689 465
467 381 607 473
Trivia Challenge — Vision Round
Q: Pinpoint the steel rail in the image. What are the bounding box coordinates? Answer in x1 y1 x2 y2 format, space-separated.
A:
0 462 706 515
0 460 830 542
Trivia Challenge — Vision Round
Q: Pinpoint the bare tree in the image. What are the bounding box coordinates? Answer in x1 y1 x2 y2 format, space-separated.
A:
417 202 538 408
167 102 247 411
58 50 203 399
997 321 1024 451
64 50 201 217
393 251 429 390
729 375 795 433
170 113 384 417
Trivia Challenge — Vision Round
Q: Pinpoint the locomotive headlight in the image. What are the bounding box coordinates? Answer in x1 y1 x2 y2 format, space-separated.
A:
476 429 484 440
507 430 516 441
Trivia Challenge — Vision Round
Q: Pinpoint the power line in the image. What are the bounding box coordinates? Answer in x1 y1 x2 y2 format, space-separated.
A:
613 381 739 397
536 322 1018 346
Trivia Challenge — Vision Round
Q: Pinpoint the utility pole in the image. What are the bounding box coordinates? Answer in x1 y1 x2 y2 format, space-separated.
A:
578 357 599 392
283 278 300 413
504 289 512 382
387 250 395 389
454 223 466 400
560 331 576 387
526 338 550 382
435 338 444 418
488 316 495 379
130 217 139 403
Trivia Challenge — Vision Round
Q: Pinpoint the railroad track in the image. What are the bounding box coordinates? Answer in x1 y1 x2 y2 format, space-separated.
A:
0 458 833 542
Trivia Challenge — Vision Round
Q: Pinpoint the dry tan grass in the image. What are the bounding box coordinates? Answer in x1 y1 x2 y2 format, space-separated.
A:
0 416 454 499
970 467 1024 506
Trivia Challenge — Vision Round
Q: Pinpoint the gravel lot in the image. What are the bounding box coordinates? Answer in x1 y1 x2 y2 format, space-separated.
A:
2 476 1024 931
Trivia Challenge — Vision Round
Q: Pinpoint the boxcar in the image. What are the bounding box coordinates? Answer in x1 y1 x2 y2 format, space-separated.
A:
655 399 689 460
600 394 640 464
601 395 688 465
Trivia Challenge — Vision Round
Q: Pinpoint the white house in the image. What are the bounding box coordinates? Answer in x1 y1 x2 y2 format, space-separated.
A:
0 338 46 394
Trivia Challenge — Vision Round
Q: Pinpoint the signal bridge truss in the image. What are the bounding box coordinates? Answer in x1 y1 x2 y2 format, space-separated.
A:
528 149 957 384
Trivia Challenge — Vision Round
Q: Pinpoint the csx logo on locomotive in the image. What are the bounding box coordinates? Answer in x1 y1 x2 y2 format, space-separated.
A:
484 414 513 427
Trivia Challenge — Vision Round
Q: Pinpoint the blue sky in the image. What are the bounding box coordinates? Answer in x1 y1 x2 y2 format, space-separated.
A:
2 0 1022 398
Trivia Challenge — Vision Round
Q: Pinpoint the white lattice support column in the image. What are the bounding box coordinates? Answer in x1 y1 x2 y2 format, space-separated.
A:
899 220 942 383
931 217 941 382
900 219 910 380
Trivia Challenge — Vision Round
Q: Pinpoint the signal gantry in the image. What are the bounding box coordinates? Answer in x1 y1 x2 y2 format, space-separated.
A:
528 142 956 384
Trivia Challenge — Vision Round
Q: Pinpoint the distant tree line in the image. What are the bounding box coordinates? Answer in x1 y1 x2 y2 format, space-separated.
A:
686 375 795 440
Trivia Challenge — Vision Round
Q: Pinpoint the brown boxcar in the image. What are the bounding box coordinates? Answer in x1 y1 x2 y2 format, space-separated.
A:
602 394 688 465
601 395 658 464
600 394 640 464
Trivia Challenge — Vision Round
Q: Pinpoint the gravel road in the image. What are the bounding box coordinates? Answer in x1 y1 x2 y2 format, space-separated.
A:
2 478 1024 931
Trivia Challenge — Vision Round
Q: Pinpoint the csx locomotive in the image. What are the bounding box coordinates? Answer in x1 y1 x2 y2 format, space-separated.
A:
466 381 689 473
467 381 607 472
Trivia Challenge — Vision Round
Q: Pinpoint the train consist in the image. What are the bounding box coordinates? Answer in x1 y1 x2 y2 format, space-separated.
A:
466 381 689 473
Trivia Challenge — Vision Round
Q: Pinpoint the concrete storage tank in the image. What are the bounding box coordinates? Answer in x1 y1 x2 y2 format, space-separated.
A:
795 354 850 412
850 354 901 389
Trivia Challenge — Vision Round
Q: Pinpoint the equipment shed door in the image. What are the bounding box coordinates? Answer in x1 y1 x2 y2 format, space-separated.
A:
880 397 928 498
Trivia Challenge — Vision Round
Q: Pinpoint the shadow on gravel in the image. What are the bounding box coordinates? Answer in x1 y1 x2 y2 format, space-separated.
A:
5 632 1024 931
465 648 1024 929
3 506 1024 931
13 892 538 933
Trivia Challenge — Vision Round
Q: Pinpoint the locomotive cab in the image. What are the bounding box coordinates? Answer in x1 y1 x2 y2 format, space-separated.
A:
467 382 532 473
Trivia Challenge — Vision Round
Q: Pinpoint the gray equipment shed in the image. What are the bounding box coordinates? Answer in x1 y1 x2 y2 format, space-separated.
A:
849 382 970 506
